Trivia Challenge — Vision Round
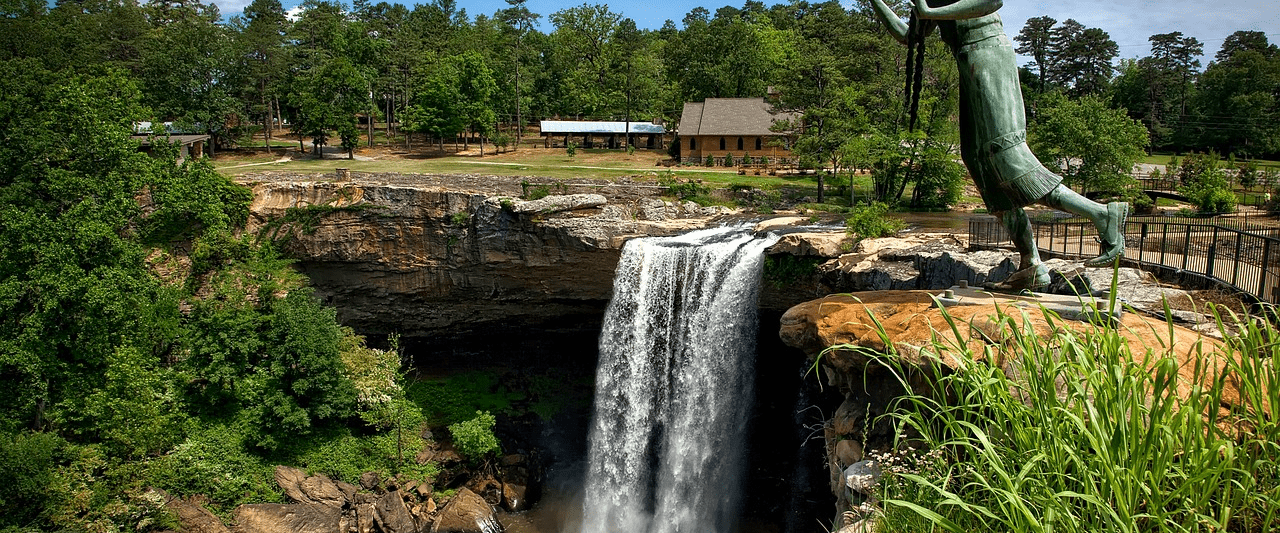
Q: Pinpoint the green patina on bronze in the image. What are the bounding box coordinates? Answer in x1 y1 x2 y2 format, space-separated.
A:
869 0 1129 288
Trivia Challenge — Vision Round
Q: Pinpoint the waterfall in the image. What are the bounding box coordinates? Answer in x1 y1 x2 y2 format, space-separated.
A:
580 225 779 533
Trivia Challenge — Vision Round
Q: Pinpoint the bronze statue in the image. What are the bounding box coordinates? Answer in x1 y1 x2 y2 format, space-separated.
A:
869 0 1127 289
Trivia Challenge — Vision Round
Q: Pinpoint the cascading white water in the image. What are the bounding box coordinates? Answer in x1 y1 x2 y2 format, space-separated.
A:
579 225 780 533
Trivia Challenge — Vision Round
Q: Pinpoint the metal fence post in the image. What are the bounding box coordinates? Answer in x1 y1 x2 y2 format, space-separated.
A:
1160 223 1168 267
1232 231 1243 286
1138 222 1147 265
1206 226 1219 281
1182 224 1191 272
1262 238 1273 302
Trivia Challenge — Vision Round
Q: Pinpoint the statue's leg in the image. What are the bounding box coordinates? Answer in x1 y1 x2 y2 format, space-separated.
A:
992 207 1050 289
1041 185 1129 267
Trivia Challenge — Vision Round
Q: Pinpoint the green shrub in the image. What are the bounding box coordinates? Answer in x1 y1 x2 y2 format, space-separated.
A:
566 141 577 158
44 445 177 532
705 154 715 167
76 345 191 459
448 411 500 462
450 211 470 226
145 424 281 515
520 180 551 200
287 426 436 484
1238 160 1259 189
1178 153 1237 213
845 202 905 239
723 152 735 167
762 255 823 288
0 431 71 529
243 289 357 450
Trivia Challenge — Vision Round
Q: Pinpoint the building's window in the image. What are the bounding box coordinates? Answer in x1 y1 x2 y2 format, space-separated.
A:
690 138 696 150
719 137 726 150
755 137 763 150
737 137 744 150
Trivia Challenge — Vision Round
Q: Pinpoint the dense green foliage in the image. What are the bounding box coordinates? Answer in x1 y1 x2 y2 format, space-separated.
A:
1029 93 1150 204
1175 152 1239 214
9 0 1274 206
845 202 906 239
448 411 501 462
0 60 429 531
856 302 1280 532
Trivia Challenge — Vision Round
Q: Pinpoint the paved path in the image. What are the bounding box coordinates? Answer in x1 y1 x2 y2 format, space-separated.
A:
218 157 293 169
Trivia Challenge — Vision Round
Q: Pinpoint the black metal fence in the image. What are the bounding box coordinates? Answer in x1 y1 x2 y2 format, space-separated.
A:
969 214 1280 304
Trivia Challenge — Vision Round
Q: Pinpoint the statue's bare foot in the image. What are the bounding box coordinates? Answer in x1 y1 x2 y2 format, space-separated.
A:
984 263 1050 292
1085 202 1129 267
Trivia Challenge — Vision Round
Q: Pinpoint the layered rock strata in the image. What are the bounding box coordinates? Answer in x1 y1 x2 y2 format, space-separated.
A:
241 177 730 336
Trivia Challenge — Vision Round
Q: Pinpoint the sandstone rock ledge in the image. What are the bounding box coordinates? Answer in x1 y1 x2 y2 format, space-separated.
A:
778 289 1236 520
239 178 734 336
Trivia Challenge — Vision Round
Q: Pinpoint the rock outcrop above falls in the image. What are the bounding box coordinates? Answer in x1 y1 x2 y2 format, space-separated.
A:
241 174 732 336
762 232 1199 322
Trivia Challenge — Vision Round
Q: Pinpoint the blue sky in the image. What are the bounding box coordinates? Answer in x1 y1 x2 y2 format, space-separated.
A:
240 0 1280 65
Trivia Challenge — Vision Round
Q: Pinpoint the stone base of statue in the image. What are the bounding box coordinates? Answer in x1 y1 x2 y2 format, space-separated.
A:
933 278 1121 326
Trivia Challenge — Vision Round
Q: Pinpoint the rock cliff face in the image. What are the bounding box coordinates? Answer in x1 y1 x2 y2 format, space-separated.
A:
241 176 730 337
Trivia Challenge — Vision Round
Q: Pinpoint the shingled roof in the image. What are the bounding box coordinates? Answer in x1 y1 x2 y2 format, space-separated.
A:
678 98 796 136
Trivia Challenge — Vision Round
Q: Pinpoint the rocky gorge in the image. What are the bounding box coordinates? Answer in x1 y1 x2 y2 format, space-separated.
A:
223 171 1228 532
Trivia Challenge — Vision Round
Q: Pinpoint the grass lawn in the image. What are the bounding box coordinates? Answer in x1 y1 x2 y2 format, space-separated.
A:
212 143 963 216
213 145 827 188
1142 152 1280 169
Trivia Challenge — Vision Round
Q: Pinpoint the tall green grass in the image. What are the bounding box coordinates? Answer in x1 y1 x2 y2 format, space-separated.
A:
851 302 1280 533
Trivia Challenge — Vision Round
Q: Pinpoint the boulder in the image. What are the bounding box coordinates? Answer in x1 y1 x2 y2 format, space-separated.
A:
768 232 850 258
837 517 879 533
359 471 381 491
431 488 503 533
232 503 342 533
274 466 346 508
834 439 864 469
354 502 377 533
158 492 230 533
466 475 504 506
501 483 527 512
780 291 1220 379
753 216 809 232
510 194 607 214
817 234 1017 292
844 460 882 495
335 480 361 503
374 490 419 533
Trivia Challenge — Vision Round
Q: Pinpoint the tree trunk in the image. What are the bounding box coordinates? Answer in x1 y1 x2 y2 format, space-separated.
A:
515 38 522 150
367 102 375 147
263 83 273 155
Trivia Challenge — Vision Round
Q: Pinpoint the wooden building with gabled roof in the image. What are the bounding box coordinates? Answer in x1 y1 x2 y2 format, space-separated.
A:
677 97 797 162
